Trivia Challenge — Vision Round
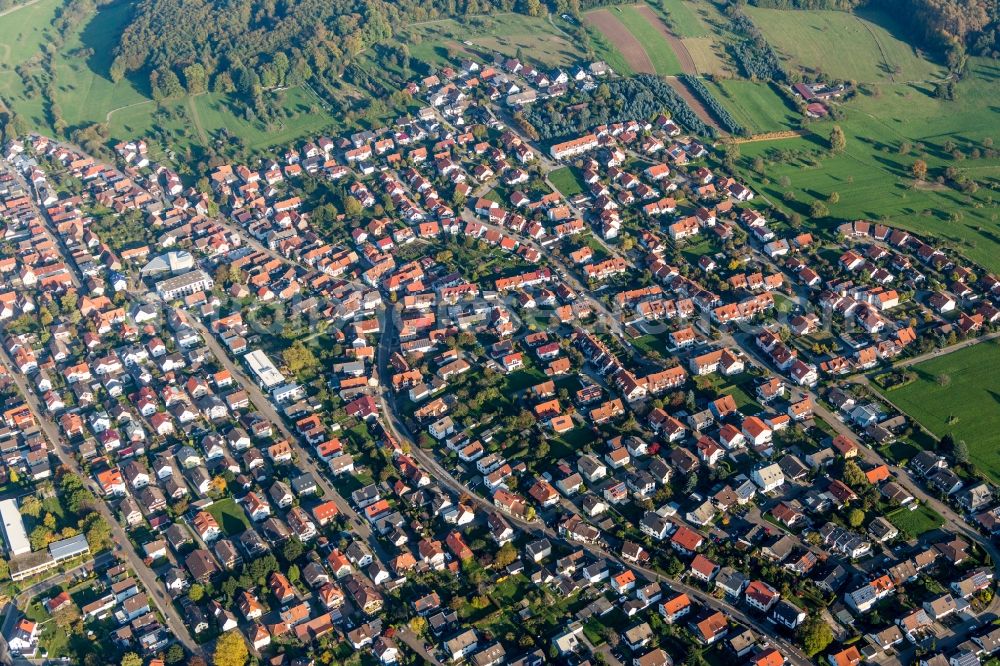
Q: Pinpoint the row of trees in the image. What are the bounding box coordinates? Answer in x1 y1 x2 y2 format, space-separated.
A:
524 75 715 141
680 75 748 135
728 14 786 81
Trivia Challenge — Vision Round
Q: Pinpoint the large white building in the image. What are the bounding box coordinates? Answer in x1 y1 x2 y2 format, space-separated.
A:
244 349 285 389
155 269 214 300
0 498 30 556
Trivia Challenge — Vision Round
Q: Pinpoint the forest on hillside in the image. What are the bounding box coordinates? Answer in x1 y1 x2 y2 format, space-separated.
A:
110 0 573 96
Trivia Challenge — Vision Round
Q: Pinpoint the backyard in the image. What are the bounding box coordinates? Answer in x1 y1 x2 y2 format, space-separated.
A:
887 504 945 539
206 497 252 536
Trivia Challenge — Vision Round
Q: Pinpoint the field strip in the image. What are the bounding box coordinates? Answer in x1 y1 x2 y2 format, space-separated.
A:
731 129 807 144
185 94 209 145
584 9 655 74
663 75 721 132
633 4 697 75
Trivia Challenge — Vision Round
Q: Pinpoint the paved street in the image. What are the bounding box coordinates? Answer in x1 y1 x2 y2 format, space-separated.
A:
0 344 202 656
375 309 813 666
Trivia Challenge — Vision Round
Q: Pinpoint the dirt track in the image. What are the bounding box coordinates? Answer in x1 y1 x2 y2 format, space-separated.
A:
665 76 722 133
584 10 655 74
585 6 721 133
633 4 698 75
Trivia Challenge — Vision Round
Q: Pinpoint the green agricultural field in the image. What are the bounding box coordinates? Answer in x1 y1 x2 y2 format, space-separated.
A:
614 5 684 75
548 166 584 196
400 13 584 69
887 504 945 539
706 80 799 134
881 341 1000 483
745 7 945 83
735 60 1000 272
207 497 251 536
656 0 708 37
705 79 800 134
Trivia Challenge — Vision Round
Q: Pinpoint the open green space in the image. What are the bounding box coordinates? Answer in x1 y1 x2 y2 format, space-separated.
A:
878 341 1000 483
548 166 584 197
632 333 671 359
190 87 334 151
613 5 684 75
706 79 799 134
735 61 1000 272
744 7 945 83
697 372 763 415
887 503 945 539
399 13 583 69
0 0 336 157
206 497 251 536
656 0 709 37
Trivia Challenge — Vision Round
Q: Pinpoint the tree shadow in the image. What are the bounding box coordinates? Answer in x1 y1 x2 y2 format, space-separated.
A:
78 0 152 97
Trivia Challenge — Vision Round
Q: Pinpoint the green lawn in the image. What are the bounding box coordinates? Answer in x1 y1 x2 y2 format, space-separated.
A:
656 0 708 37
880 341 1000 483
206 498 251 536
632 333 671 358
887 504 945 539
744 7 946 83
548 166 584 197
613 5 684 75
706 80 799 134
698 372 763 415
191 87 335 151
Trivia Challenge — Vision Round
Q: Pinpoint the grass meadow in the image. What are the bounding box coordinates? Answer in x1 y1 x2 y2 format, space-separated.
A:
880 341 1000 483
706 80 799 134
744 7 946 83
734 59 1000 271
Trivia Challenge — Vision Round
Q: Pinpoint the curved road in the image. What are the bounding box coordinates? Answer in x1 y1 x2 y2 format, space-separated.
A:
375 307 813 666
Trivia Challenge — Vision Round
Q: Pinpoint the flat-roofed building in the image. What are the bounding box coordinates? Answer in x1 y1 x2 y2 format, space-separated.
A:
0 498 30 556
155 269 214 300
244 349 285 389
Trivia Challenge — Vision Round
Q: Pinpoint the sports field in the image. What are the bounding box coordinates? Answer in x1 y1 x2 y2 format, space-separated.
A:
706 80 798 134
880 341 1000 483
744 7 946 83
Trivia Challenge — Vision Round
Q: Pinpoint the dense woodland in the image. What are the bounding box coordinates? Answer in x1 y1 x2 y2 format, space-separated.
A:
728 13 787 81
111 0 566 96
523 75 715 140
